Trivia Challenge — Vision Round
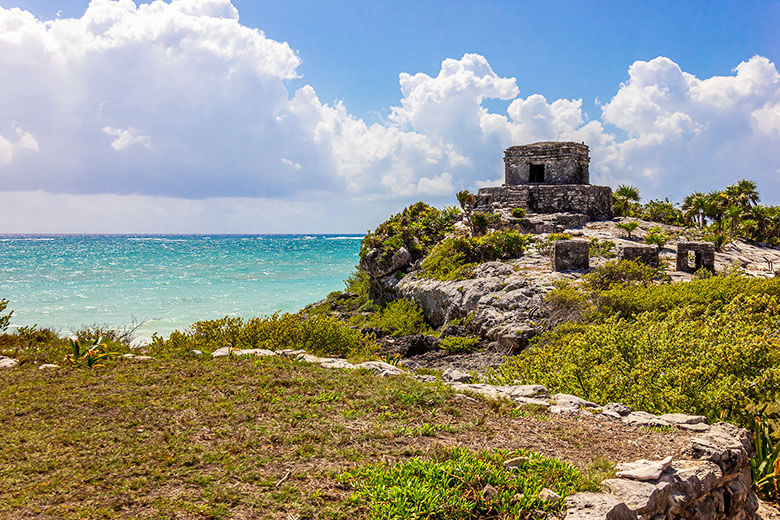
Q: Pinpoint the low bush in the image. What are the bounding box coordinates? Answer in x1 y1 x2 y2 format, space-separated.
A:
148 313 375 359
342 448 592 519
644 226 670 247
588 238 616 258
470 211 501 235
0 298 11 331
366 299 432 336
421 231 532 281
488 274 780 427
439 336 480 353
511 207 526 218
616 221 639 240
582 259 668 291
360 202 459 263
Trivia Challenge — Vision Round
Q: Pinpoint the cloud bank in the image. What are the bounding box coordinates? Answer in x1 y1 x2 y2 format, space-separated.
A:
0 0 778 232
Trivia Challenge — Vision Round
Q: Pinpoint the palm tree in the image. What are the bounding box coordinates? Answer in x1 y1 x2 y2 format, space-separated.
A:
682 192 708 227
725 179 760 211
613 185 641 217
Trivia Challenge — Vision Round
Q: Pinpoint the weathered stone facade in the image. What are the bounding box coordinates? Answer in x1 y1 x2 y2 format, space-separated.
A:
474 142 612 222
618 244 659 267
551 240 590 271
676 241 716 273
474 184 613 220
505 141 590 185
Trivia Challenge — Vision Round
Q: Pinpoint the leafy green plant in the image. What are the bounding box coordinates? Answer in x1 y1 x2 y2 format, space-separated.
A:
588 238 616 258
439 336 480 354
469 211 501 235
615 221 640 240
420 231 531 281
456 190 476 210
65 336 118 368
341 448 591 519
360 202 459 263
488 276 780 427
367 299 432 336
613 185 641 217
750 406 780 500
0 298 11 332
644 226 670 248
149 312 376 359
511 207 526 218
583 259 668 291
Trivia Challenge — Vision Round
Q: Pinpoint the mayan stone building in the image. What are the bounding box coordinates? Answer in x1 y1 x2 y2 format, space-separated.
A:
474 142 612 221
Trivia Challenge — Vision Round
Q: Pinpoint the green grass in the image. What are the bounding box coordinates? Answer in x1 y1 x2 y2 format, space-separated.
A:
341 447 594 519
0 353 607 520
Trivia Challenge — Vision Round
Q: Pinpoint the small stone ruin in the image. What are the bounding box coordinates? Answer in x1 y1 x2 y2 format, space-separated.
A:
551 240 589 271
474 142 613 222
618 243 659 268
676 241 716 273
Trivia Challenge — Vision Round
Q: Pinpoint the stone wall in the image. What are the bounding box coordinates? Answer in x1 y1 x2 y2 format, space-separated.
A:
565 422 757 520
474 184 613 220
618 244 660 267
505 141 590 185
552 240 590 271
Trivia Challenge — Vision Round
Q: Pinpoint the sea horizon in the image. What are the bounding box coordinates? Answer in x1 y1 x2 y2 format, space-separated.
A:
0 234 364 343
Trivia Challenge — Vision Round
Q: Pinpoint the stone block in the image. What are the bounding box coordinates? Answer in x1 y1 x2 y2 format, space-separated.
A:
618 243 659 267
551 240 589 271
676 241 715 273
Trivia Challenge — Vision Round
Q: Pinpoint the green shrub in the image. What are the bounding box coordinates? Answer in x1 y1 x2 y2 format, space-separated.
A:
456 190 476 210
470 211 501 235
341 448 591 519
344 268 370 301
489 293 780 425
535 232 572 255
367 299 432 336
543 282 595 328
419 236 478 281
0 325 68 364
421 231 532 281
616 221 640 240
0 299 11 332
511 207 526 218
148 313 375 359
583 259 668 291
439 336 480 353
588 238 616 258
489 274 780 426
704 231 728 250
644 226 670 247
360 202 459 262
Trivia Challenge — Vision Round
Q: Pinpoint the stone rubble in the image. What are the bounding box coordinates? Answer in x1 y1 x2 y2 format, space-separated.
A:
0 356 19 368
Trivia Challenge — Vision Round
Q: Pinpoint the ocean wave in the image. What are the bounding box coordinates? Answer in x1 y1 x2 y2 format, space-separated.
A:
326 236 363 240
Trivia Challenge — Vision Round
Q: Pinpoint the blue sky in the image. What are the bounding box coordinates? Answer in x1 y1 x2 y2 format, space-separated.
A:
0 0 778 232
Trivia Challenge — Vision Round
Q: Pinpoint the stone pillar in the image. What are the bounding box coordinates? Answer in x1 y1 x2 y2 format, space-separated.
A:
617 244 659 267
551 240 589 271
676 241 715 273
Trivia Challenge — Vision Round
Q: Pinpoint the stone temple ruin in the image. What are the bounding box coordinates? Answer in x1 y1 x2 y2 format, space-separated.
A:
473 141 613 226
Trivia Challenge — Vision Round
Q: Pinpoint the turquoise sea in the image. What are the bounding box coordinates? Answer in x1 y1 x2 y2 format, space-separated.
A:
0 234 362 342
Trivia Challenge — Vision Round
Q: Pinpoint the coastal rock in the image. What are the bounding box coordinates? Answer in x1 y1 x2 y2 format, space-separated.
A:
354 360 404 377
378 334 438 358
0 356 19 368
622 411 671 428
616 456 673 481
539 488 561 504
442 368 472 383
564 492 637 520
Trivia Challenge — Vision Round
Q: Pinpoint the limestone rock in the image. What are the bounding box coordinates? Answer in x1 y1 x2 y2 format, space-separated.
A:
233 348 276 357
564 492 637 520
38 363 60 370
354 361 403 377
442 368 472 383
189 349 203 356
602 478 670 516
603 402 632 417
0 357 19 368
616 456 673 481
211 347 231 358
660 413 707 426
539 488 561 504
622 411 671 428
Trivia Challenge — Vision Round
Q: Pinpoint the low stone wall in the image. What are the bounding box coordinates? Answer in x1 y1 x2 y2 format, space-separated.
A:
618 244 659 267
475 184 613 220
